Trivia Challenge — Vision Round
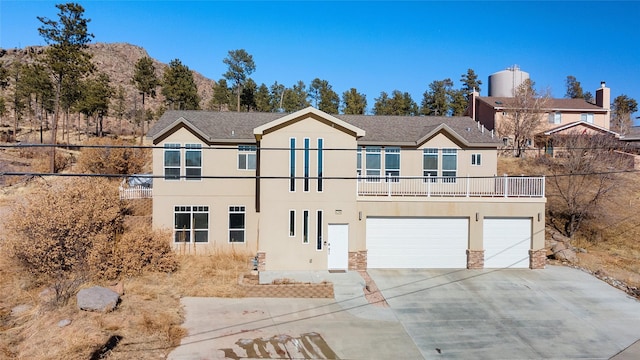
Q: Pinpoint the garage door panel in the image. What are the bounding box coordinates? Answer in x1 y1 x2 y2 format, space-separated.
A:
484 218 531 268
367 217 468 268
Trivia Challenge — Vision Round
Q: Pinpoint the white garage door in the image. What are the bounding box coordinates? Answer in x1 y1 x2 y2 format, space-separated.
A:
366 217 468 268
483 218 531 268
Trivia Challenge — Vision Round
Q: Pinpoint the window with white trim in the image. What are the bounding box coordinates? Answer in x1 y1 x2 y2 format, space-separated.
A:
304 137 310 192
238 145 257 170
549 112 562 124
185 144 202 180
471 153 482 166
581 113 594 124
174 206 209 243
229 206 245 243
356 146 362 178
164 143 181 180
442 148 457 182
384 147 400 182
423 148 438 182
365 146 381 182
317 138 324 192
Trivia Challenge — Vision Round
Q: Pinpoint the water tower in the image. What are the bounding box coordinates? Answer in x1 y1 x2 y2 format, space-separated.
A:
488 65 530 97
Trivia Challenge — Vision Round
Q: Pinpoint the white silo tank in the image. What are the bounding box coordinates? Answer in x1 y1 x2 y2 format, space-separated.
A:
488 66 530 97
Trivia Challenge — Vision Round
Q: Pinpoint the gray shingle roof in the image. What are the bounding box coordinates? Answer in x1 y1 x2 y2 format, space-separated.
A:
477 97 606 112
148 110 501 147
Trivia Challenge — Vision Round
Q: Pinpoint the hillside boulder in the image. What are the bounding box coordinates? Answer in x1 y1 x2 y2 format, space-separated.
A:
77 286 119 313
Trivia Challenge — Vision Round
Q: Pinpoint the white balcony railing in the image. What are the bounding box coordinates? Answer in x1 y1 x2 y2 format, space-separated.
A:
119 185 153 200
357 175 545 198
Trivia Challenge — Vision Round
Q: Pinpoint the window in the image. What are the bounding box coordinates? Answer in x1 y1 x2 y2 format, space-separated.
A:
442 149 457 182
185 144 202 180
316 210 323 250
303 210 309 244
164 144 181 180
423 148 438 182
581 113 594 124
304 138 310 192
174 206 209 243
549 112 561 124
384 147 400 182
229 206 245 243
290 138 296 192
356 146 362 178
317 138 324 192
365 147 381 181
471 153 482 166
289 210 295 237
238 145 257 170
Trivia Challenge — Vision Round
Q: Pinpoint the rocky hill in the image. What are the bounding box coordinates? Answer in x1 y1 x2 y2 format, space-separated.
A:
0 42 215 132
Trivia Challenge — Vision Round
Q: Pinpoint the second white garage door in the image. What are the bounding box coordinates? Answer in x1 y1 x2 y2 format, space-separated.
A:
483 218 531 268
366 217 469 268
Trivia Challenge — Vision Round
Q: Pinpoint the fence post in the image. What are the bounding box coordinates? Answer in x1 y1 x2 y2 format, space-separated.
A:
504 174 508 198
466 176 470 197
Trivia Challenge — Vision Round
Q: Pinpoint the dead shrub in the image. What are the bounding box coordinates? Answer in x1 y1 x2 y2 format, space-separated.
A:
29 148 71 173
4 178 126 305
90 228 178 281
77 138 149 175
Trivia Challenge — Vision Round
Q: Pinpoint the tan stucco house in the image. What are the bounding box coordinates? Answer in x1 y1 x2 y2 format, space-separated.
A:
146 107 546 271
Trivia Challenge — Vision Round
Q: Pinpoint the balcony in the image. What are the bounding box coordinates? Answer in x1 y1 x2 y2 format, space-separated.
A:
357 175 545 198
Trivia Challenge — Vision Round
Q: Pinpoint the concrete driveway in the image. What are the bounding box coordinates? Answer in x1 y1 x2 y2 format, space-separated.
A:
169 266 640 359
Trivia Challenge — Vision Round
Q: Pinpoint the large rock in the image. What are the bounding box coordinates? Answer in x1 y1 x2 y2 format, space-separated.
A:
76 286 120 313
551 241 578 263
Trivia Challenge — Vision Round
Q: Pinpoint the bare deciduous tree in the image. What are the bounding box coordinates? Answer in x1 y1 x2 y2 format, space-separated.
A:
497 79 549 157
541 132 631 238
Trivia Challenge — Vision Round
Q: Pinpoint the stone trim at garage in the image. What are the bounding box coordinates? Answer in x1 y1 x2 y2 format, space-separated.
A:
349 250 367 270
467 249 485 269
529 249 546 269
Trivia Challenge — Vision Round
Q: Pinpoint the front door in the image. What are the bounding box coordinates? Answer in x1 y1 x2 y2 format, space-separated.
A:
327 224 349 270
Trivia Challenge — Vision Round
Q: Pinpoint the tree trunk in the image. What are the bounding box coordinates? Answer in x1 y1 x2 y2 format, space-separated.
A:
50 79 61 173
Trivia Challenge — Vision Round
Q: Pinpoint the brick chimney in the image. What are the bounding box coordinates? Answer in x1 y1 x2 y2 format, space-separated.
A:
595 81 611 129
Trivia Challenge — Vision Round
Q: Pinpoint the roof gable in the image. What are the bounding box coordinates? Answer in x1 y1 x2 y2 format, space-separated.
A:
253 107 365 138
542 121 619 137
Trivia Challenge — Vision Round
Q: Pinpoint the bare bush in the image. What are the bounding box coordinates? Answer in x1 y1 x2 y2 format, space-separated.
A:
540 133 632 238
90 228 178 280
4 178 126 304
77 137 149 175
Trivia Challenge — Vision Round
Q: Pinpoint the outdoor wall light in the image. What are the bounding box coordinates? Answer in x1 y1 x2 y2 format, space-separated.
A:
475 212 479 221
359 211 362 221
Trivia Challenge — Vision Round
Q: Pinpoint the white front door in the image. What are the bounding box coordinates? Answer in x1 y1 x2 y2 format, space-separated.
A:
327 224 349 270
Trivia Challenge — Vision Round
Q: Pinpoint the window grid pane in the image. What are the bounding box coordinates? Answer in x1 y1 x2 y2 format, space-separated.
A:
317 139 323 192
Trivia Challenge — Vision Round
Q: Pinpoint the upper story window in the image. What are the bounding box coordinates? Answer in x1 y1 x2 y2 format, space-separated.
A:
384 147 400 182
317 139 324 192
238 145 257 170
581 113 594 124
164 143 181 180
549 112 562 124
365 146 381 181
471 153 482 166
289 138 296 192
356 146 363 177
442 148 457 182
174 205 209 243
185 144 202 180
423 148 438 181
304 138 310 192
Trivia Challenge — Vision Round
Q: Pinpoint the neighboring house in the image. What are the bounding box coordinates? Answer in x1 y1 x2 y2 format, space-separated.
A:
467 82 611 146
535 121 620 156
146 107 546 271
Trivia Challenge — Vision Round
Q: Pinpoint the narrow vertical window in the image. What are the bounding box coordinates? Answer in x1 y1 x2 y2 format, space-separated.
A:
356 146 362 179
289 210 296 237
317 138 324 192
164 143 181 180
302 210 309 244
185 144 202 180
229 206 245 243
304 137 310 192
423 148 438 182
442 148 457 183
290 138 296 192
316 210 323 250
384 147 400 182
365 146 381 182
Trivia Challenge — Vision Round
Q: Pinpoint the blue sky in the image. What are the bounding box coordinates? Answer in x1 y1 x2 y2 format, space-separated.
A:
1 1 639 116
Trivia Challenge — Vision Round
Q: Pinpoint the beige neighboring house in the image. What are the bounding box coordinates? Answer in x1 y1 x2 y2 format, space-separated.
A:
468 82 612 146
146 107 546 271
